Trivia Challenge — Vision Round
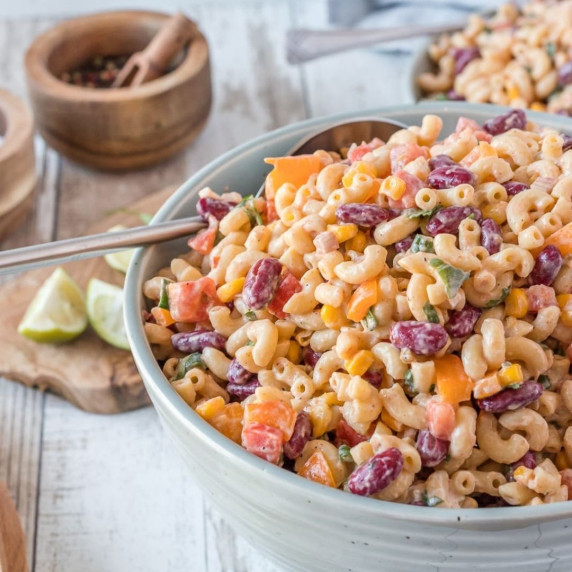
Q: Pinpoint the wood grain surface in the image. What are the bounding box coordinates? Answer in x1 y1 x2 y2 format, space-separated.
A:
0 2 410 571
0 186 175 414
0 482 29 572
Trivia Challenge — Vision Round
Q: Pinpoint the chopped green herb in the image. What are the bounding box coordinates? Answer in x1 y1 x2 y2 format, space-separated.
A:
506 382 522 390
483 26 492 34
406 206 442 219
524 65 533 75
338 444 353 463
158 278 172 310
546 42 556 59
245 310 257 321
362 308 378 331
237 194 255 207
105 208 153 225
411 234 435 254
173 352 206 380
538 374 551 389
423 301 440 324
548 87 563 102
444 454 451 463
237 195 263 226
404 369 415 392
434 93 448 101
246 340 255 346
429 258 470 298
484 286 511 309
467 213 475 220
422 491 444 507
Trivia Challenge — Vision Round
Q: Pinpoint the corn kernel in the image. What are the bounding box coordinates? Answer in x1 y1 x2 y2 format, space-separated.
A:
481 203 506 225
507 85 521 101
287 341 301 364
348 231 367 252
557 294 572 327
320 304 349 329
342 161 377 187
530 102 546 112
555 450 570 471
513 466 527 479
498 363 524 387
380 175 406 200
327 223 358 243
308 402 332 437
478 141 497 158
195 396 226 421
381 409 403 432
151 306 176 327
473 373 502 399
344 350 374 376
216 277 246 303
505 288 528 318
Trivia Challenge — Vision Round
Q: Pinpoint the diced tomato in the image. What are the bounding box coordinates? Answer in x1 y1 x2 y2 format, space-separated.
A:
389 143 427 174
527 285 558 313
244 400 297 441
267 271 302 319
188 215 219 255
455 117 492 143
426 398 456 441
167 277 220 322
297 450 336 487
347 138 384 163
388 170 423 209
334 418 367 448
242 422 283 464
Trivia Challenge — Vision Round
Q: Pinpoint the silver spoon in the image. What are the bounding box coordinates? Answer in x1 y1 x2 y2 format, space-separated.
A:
0 117 406 275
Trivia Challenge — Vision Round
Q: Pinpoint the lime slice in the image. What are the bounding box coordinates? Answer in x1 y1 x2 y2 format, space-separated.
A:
103 225 135 274
86 278 130 350
18 268 87 343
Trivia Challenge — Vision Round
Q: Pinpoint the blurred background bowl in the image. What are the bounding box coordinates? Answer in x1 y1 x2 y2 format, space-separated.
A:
25 10 212 171
125 102 572 572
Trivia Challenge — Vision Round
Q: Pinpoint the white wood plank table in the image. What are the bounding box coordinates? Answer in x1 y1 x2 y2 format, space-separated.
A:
0 2 408 570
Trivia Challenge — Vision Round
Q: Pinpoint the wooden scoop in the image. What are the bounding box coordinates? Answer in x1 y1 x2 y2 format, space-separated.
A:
112 12 197 88
0 482 28 572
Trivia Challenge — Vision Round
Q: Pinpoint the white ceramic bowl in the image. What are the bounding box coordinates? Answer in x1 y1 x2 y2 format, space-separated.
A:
125 102 572 572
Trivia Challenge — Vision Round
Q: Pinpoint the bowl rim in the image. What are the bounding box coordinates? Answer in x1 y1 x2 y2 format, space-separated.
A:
24 9 209 103
125 101 572 528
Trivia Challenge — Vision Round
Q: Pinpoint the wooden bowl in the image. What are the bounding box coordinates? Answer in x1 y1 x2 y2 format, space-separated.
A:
0 88 36 240
25 11 212 171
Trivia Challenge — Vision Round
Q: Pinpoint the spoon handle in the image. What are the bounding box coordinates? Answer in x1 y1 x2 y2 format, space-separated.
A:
286 21 466 64
0 216 206 276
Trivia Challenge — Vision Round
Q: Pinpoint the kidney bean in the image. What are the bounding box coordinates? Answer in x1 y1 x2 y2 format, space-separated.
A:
474 493 508 507
558 61 572 86
503 181 529 196
483 109 526 136
243 257 282 310
477 380 543 413
452 46 480 74
335 419 367 448
395 234 415 253
283 411 312 459
426 206 482 236
390 321 448 355
527 285 557 313
302 348 322 368
362 368 384 388
336 203 392 227
480 218 503 254
446 90 465 101
428 154 457 171
347 448 404 496
563 134 572 153
529 245 563 286
505 451 537 482
427 165 476 189
172 330 226 353
196 197 237 221
416 430 449 467
227 357 254 385
445 305 481 338
227 379 260 401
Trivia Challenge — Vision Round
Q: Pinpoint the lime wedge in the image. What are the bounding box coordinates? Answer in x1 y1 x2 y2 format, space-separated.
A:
86 278 130 350
18 268 87 343
103 225 135 274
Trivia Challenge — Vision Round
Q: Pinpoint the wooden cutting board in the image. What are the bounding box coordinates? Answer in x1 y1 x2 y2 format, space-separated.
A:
0 185 176 414
0 481 28 572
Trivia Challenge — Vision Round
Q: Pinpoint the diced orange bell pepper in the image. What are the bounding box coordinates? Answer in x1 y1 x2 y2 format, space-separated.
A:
208 402 244 444
541 222 572 257
434 354 473 404
151 306 175 327
242 422 283 464
244 400 297 441
346 279 378 322
264 155 322 199
297 450 336 488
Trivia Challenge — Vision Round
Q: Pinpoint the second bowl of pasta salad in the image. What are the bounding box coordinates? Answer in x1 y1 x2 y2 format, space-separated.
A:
125 102 572 571
411 0 572 115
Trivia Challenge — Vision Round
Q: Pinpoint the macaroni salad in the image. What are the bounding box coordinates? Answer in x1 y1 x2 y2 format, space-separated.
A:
143 110 572 508
418 0 572 115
